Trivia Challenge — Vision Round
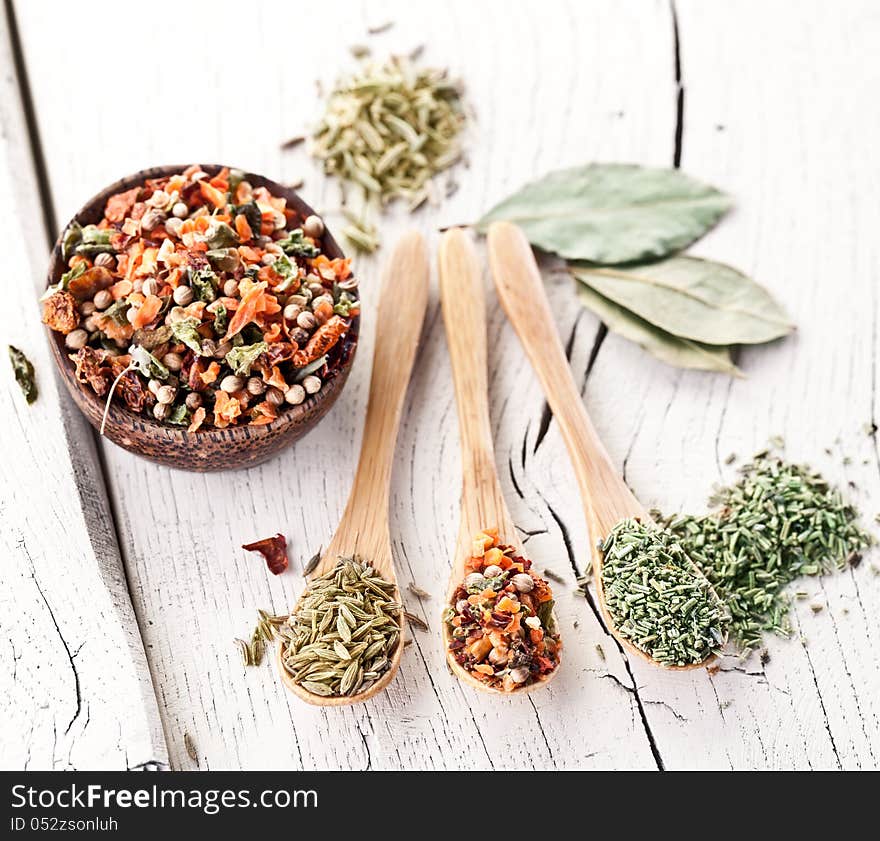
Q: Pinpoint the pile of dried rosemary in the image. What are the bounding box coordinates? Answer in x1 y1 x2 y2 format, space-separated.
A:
308 55 466 252
659 453 872 650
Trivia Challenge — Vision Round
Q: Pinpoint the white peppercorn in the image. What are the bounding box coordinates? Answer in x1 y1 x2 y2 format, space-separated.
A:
126 306 140 325
265 386 285 407
141 208 166 232
511 573 535 593
303 214 324 239
483 564 503 579
147 379 162 396
93 289 113 310
307 282 325 298
156 385 176 405
94 252 116 270
246 377 266 396
261 253 277 266
80 300 96 316
162 352 183 372
488 647 509 666
164 217 184 238
296 311 317 331
173 285 194 306
172 201 188 218
214 341 232 359
464 573 486 590
287 293 309 307
284 384 306 405
283 303 302 322
220 375 244 393
455 599 470 613
153 402 170 421
312 293 334 311
301 375 322 395
223 279 238 297
289 327 309 346
184 392 202 410
509 667 530 684
142 278 160 297
64 329 88 350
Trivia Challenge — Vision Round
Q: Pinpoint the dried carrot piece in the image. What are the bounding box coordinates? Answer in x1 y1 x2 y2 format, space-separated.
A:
291 315 348 366
132 295 162 329
199 180 227 209
234 214 253 242
187 406 206 433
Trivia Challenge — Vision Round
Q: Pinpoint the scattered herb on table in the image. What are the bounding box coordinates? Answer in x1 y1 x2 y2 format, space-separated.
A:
477 163 793 374
305 55 466 252
599 518 728 667
660 453 873 650
8 345 37 403
279 558 402 697
183 732 198 762
444 528 561 691
42 165 358 430
303 546 322 576
407 581 430 599
242 533 289 575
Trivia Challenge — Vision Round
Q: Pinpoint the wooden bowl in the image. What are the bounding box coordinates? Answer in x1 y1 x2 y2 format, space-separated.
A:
44 164 359 472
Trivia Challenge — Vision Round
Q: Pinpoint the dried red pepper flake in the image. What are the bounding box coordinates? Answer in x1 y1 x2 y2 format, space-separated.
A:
242 533 289 575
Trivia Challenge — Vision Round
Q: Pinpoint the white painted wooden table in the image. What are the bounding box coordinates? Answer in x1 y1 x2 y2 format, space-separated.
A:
3 0 879 770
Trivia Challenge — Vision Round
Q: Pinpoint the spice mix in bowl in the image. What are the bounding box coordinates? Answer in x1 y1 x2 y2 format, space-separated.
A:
42 164 359 471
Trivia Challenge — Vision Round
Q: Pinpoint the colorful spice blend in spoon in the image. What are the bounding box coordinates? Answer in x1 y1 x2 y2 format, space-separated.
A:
444 529 560 691
438 229 561 692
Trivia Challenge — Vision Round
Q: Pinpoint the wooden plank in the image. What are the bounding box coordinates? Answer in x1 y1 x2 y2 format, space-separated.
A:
15 0 679 768
0 3 167 770
582 0 880 769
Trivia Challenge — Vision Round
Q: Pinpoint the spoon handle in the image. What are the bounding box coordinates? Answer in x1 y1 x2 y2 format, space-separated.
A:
486 222 644 544
327 230 430 575
438 229 515 544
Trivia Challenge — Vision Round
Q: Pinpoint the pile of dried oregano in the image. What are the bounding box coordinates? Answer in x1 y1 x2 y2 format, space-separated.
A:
600 451 872 666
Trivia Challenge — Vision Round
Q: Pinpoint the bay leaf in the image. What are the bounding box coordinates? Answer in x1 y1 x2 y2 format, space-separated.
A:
571 256 794 346
573 279 742 376
476 163 732 263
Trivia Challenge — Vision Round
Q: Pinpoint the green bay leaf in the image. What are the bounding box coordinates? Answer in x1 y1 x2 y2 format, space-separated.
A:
571 256 794 346
574 279 742 376
476 163 732 263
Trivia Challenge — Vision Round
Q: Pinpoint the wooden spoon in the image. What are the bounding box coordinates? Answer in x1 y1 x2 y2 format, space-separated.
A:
487 221 722 670
438 227 560 693
277 230 430 704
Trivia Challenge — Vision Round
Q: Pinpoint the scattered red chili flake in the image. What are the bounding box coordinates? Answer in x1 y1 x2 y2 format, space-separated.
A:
444 528 561 691
242 533 289 575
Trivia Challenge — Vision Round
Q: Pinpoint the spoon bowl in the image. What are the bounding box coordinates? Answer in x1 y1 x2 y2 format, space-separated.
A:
277 230 430 704
438 228 561 692
487 221 725 670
